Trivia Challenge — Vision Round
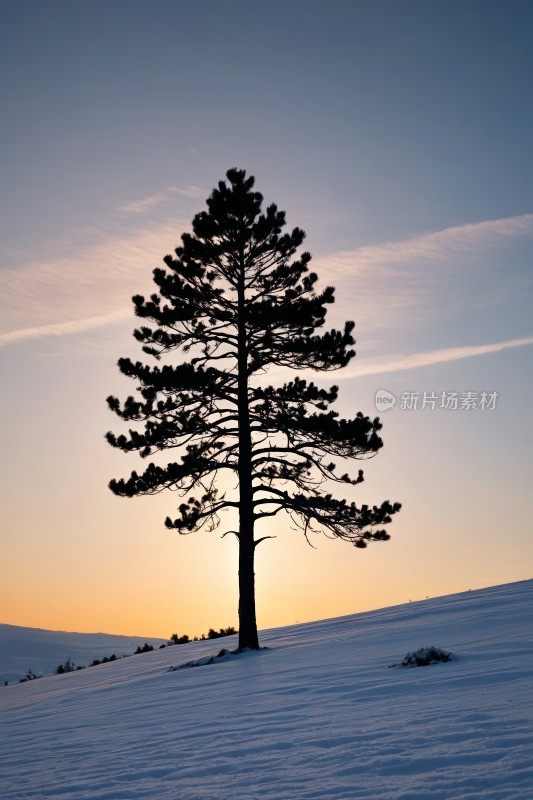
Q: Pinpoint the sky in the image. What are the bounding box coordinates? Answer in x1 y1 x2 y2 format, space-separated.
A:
0 0 531 638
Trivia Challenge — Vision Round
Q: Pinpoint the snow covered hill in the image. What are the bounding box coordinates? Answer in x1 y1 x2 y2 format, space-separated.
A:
1 580 532 800
0 624 165 683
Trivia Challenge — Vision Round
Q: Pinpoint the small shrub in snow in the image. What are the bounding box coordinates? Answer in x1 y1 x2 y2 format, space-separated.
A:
134 643 154 654
169 633 190 645
19 668 41 682
170 646 266 670
55 658 76 675
207 626 237 640
54 658 86 674
90 654 118 667
401 646 452 667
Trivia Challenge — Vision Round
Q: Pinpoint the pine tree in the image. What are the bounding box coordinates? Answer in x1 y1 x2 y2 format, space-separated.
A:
106 169 401 650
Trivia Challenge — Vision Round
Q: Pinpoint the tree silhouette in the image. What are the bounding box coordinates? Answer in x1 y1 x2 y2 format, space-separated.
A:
106 169 401 649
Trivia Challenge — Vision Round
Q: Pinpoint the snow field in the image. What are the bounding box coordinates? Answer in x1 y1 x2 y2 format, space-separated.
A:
1 580 532 799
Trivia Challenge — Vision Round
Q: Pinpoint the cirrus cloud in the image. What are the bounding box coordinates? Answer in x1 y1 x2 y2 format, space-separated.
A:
0 212 531 357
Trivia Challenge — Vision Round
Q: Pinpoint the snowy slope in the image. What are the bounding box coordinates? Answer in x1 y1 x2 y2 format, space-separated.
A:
0 625 165 683
1 580 532 800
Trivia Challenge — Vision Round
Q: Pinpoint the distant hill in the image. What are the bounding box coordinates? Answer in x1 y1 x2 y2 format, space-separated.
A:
0 624 165 683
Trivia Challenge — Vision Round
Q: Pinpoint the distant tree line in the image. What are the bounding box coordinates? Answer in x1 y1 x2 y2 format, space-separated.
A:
161 626 237 648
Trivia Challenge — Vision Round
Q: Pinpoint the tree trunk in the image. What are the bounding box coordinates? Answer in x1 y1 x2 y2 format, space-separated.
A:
238 526 259 649
237 252 260 650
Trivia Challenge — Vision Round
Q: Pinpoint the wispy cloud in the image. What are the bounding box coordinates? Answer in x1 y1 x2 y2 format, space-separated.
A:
0 220 188 343
116 186 205 216
0 212 531 349
173 186 205 199
261 336 533 384
0 310 131 347
325 336 533 379
313 213 533 331
316 213 533 278
117 193 171 216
